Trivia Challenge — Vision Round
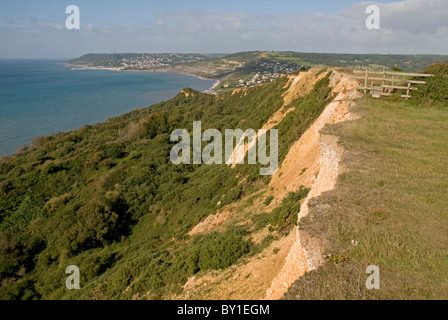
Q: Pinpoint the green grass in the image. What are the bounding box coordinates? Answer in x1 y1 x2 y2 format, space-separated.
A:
283 97 448 300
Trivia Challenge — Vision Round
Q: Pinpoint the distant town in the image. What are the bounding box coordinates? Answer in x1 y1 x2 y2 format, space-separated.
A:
235 60 308 89
67 53 310 92
68 53 208 71
119 54 206 70
67 51 448 93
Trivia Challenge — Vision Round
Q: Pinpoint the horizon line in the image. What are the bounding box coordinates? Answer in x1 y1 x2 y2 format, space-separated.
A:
2 50 448 60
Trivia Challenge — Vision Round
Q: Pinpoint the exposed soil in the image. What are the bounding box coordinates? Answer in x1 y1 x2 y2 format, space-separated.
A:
179 70 361 300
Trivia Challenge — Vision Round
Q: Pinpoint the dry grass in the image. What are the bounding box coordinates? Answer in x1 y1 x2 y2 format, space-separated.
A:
284 97 448 300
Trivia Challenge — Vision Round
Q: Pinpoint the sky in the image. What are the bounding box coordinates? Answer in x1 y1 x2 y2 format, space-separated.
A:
0 0 447 58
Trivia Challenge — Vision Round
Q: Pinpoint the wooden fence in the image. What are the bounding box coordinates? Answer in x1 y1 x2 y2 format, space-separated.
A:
351 69 433 99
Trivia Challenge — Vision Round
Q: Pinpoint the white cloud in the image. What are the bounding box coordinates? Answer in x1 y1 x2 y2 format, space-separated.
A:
0 0 447 58
4 16 15 25
144 0 448 54
29 17 64 31
83 24 95 32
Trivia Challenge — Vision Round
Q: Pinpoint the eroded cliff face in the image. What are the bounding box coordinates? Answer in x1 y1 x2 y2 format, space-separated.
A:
172 69 361 300
265 71 361 300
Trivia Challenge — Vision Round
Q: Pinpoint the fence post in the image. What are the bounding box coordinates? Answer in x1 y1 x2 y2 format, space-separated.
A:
364 69 368 94
391 75 395 94
406 82 411 100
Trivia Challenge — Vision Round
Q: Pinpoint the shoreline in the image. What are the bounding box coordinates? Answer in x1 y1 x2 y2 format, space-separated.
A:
3 63 219 157
64 63 220 93
204 79 221 95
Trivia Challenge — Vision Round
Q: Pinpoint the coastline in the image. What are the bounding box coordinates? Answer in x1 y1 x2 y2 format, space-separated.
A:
204 79 221 94
64 63 220 94
2 62 218 156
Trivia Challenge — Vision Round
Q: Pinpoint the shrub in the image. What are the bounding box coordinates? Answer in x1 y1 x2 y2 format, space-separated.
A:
414 63 448 104
143 114 168 139
269 186 310 233
101 144 126 159
77 251 118 283
64 194 130 254
0 233 22 278
264 196 274 206
197 230 251 271
44 193 72 212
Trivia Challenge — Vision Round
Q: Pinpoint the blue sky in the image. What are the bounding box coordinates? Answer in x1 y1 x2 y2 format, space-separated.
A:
1 1 394 22
0 0 447 58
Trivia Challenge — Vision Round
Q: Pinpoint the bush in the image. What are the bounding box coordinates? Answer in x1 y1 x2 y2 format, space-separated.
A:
269 186 310 233
264 196 274 206
414 63 448 104
77 250 118 283
0 233 22 278
196 230 251 271
64 194 130 254
101 144 126 159
143 114 168 139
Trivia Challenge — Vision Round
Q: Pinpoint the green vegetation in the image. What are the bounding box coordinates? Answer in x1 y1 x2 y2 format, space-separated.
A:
264 196 274 206
413 63 448 105
251 187 310 237
268 187 310 234
283 94 448 300
194 230 251 271
0 69 332 299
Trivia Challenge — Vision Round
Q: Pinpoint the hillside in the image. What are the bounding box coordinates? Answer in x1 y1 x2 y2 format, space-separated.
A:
1 63 447 300
0 66 344 299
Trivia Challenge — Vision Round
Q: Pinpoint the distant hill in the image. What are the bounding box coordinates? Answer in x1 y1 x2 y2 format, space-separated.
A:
67 51 448 93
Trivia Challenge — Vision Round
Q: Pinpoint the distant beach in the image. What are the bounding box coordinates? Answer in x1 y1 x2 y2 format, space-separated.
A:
64 63 220 93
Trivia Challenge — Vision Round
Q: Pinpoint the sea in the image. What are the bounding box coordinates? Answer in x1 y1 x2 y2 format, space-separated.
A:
0 59 216 156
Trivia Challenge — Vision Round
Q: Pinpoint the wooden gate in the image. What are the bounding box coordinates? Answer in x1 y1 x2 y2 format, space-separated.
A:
352 69 433 99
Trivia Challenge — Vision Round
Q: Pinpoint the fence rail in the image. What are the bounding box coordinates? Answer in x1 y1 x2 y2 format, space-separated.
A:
351 69 433 99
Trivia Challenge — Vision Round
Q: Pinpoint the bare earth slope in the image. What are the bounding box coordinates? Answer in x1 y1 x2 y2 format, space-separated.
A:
172 69 361 300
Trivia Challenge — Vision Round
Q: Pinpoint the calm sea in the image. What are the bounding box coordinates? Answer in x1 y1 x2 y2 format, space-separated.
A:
0 59 215 155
